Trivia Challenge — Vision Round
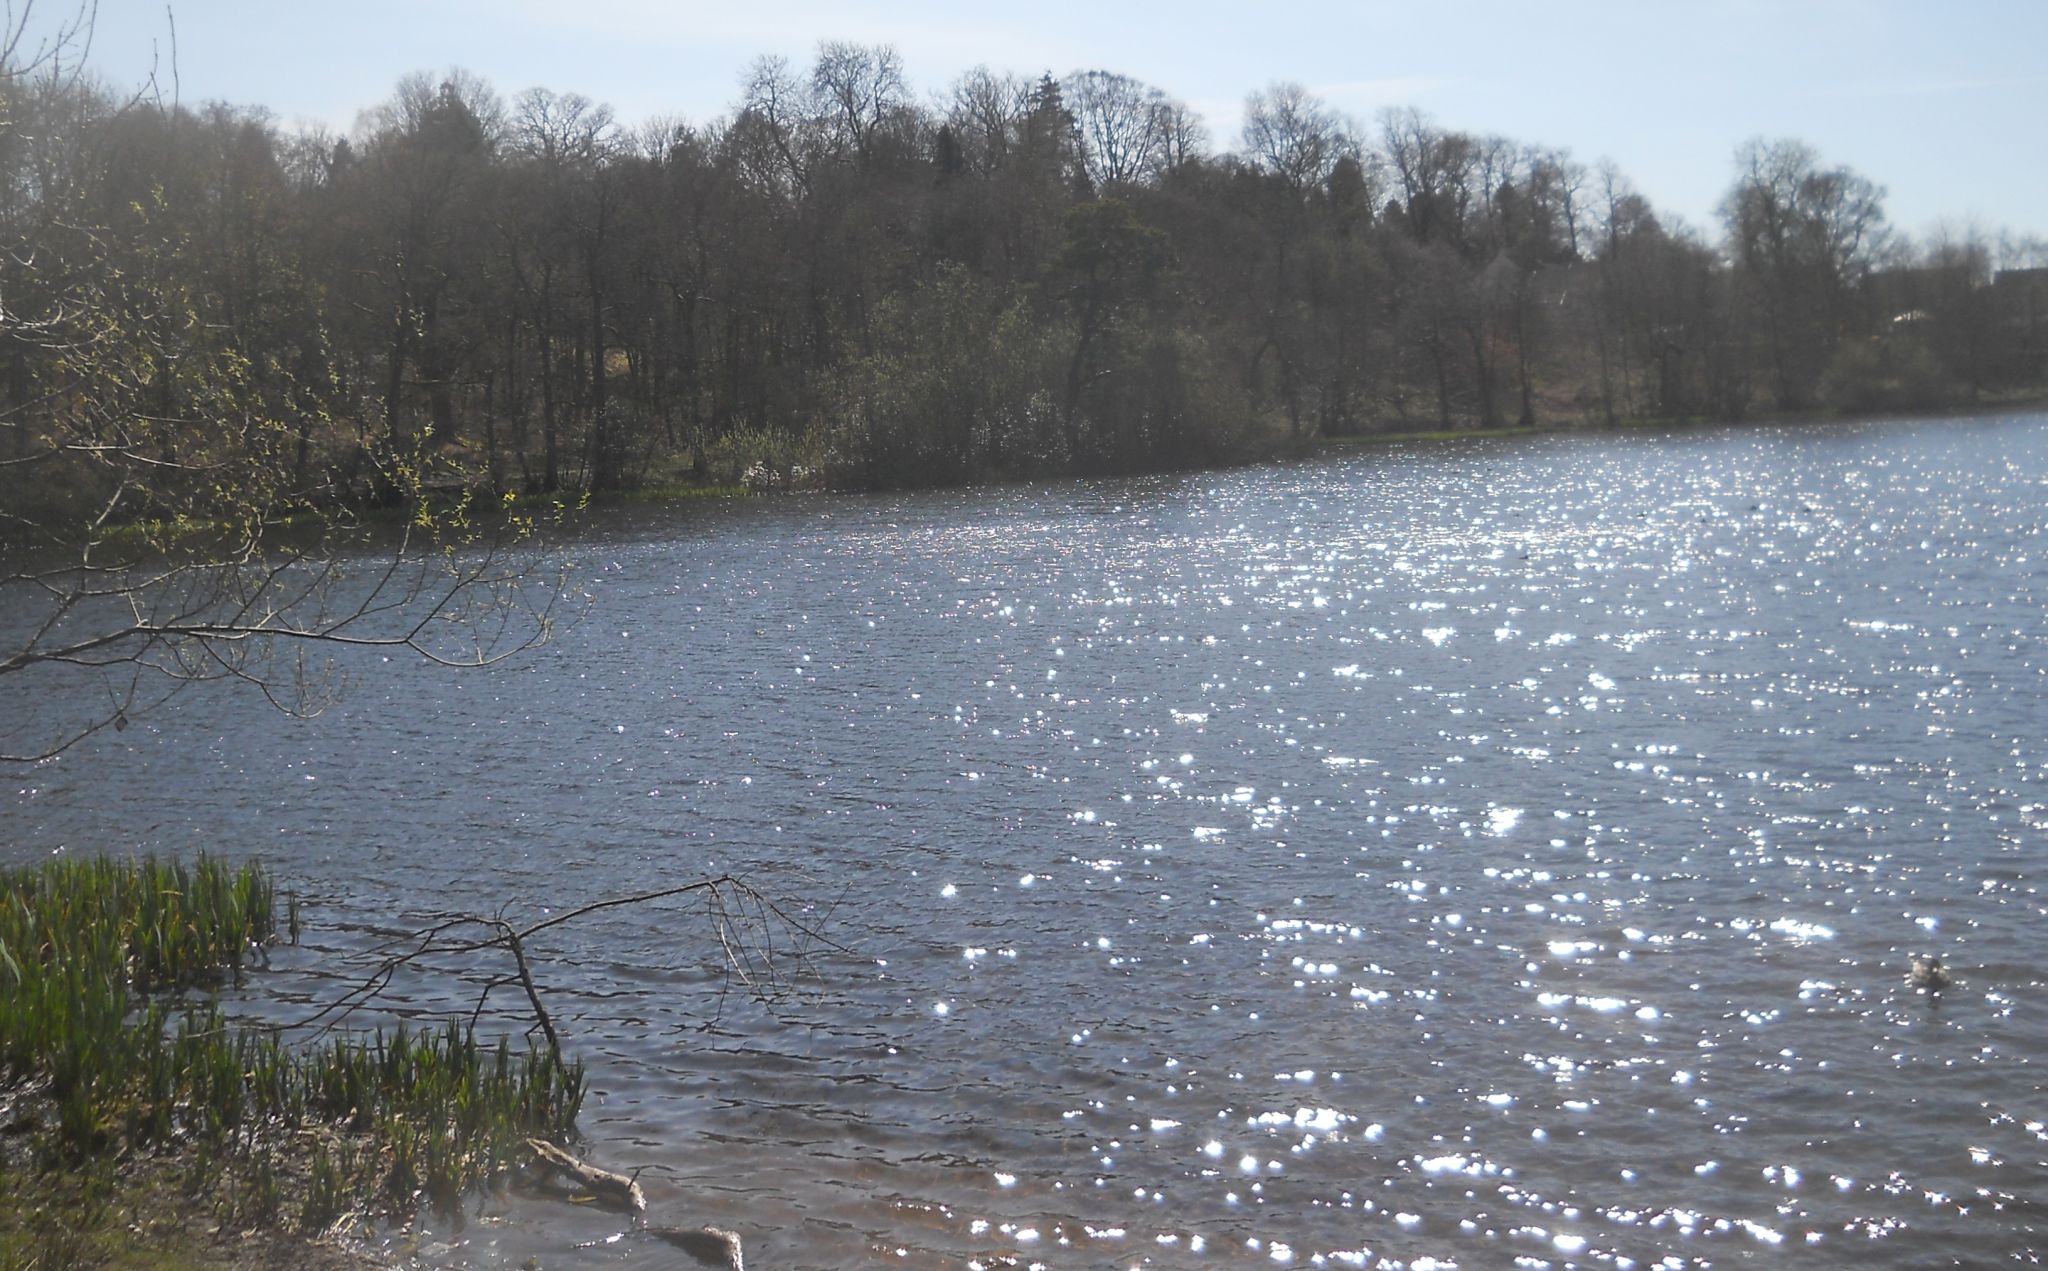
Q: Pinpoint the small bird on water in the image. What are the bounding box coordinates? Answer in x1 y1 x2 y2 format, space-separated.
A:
1906 955 1953 992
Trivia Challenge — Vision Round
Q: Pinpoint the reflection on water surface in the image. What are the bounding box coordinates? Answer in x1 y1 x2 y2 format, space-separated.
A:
8 415 2047 1268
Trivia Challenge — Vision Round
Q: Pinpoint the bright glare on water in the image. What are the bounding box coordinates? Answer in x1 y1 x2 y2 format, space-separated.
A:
8 415 2048 1268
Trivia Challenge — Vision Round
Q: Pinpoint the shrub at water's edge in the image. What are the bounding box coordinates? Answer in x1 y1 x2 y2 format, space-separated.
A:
0 855 585 1262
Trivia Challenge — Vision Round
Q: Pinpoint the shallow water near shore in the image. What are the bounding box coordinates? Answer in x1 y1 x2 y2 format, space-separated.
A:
8 413 2047 1269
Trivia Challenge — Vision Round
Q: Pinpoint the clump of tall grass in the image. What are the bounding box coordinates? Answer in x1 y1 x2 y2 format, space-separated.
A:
303 1020 585 1213
0 854 275 1152
0 854 584 1224
0 852 275 996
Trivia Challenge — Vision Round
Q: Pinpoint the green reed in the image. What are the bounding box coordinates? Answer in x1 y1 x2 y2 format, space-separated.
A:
0 854 584 1225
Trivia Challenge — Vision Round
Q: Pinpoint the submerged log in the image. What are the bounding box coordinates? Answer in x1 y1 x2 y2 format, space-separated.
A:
522 1137 744 1268
524 1137 647 1213
647 1224 746 1270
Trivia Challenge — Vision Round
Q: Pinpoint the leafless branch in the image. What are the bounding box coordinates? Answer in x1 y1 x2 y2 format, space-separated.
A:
285 875 847 1071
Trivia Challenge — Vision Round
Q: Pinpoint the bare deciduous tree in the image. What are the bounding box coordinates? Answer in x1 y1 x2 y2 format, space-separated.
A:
810 40 906 167
1066 69 1159 189
1720 136 1889 408
1243 82 1353 196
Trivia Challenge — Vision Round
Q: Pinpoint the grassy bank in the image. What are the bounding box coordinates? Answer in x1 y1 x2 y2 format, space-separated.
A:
1318 422 1551 448
1314 390 2048 454
0 855 584 1269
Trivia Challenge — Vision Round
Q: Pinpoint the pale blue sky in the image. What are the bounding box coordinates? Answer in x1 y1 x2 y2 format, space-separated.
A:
63 0 2048 246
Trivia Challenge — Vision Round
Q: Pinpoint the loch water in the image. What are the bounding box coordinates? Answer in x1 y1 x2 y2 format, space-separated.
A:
7 414 2047 1269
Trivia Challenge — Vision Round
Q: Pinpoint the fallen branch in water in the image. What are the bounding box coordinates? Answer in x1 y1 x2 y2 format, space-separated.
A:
290 872 844 1070
525 1136 646 1213
259 871 838 1253
528 1139 748 1268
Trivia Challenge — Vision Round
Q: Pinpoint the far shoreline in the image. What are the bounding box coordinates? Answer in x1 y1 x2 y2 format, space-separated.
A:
600 391 2048 508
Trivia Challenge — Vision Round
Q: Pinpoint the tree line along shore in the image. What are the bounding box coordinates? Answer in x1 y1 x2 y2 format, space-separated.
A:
3 39 2046 547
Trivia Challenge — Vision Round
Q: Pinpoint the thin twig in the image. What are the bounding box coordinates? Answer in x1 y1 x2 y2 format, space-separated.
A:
283 874 845 1061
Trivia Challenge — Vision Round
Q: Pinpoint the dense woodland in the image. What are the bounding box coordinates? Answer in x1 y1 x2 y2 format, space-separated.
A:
4 40 2047 532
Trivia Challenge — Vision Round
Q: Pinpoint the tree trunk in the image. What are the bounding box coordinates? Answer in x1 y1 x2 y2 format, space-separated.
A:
587 271 614 491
